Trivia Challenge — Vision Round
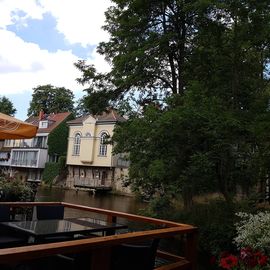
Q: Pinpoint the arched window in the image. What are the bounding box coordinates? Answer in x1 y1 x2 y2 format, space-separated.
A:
99 132 108 156
73 133 81 156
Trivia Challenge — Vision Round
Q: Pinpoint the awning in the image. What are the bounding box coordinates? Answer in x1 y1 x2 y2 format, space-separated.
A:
0 112 38 139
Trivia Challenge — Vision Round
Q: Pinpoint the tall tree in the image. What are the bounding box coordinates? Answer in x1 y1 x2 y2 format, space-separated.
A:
75 0 203 112
27 85 75 116
77 0 270 207
0 96 16 116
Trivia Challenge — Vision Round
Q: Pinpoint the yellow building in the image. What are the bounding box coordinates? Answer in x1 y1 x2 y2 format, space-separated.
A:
66 110 130 193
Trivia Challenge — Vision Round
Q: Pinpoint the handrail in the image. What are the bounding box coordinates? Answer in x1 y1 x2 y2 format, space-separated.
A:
0 202 198 270
61 202 195 228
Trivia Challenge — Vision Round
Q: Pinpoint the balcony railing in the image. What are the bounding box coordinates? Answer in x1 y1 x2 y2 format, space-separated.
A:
11 159 38 167
0 202 198 270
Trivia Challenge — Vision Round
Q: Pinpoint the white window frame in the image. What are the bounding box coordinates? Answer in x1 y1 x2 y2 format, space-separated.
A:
73 133 81 156
99 132 108 156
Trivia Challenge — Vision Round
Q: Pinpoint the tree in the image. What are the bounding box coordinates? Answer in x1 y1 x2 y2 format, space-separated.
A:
0 96 16 116
187 0 270 202
78 0 270 208
75 0 204 112
27 85 75 116
113 88 261 208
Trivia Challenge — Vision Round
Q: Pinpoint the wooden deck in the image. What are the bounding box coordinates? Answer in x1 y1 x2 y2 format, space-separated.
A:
0 202 198 270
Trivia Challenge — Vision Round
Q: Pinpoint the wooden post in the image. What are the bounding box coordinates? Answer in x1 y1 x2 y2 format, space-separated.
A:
107 215 117 223
184 230 198 270
106 215 117 235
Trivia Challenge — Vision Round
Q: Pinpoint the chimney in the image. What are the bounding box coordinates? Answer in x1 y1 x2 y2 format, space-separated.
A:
39 109 44 120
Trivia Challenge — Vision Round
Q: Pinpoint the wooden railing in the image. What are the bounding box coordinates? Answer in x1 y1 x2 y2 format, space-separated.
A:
0 202 198 270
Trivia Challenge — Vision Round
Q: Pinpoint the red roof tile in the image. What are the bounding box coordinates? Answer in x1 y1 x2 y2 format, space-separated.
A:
25 112 71 133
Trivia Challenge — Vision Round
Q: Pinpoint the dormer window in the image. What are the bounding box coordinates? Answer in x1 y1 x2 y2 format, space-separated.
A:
39 120 48 129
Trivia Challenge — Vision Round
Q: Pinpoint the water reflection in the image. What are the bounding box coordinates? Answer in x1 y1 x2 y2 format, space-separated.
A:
36 186 147 215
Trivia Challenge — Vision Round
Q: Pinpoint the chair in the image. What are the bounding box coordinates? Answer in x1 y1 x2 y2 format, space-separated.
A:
0 205 27 248
36 205 64 220
111 239 160 270
0 205 11 222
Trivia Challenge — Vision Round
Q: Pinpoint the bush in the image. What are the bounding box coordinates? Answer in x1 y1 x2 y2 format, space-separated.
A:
169 199 256 256
234 211 270 252
42 162 61 185
0 177 33 201
143 195 173 219
42 156 67 185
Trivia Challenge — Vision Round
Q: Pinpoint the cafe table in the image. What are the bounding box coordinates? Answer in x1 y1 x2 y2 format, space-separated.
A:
0 217 127 244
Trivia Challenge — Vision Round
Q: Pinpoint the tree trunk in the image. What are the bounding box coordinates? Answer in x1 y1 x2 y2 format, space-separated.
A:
183 187 194 210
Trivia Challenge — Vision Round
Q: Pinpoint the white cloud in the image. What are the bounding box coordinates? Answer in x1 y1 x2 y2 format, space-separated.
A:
0 29 82 94
0 0 43 28
0 0 111 97
38 0 111 46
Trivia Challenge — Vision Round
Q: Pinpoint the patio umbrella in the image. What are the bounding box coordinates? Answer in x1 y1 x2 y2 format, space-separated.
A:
0 112 38 139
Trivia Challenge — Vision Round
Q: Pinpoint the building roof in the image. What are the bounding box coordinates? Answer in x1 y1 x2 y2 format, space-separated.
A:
25 112 72 134
67 109 126 125
67 115 89 125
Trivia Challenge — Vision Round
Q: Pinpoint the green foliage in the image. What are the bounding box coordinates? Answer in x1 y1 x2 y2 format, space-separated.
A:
0 96 16 116
27 84 75 116
74 0 201 111
76 0 270 210
98 0 199 95
172 200 255 256
74 60 119 114
47 113 74 156
0 177 33 202
58 156 66 171
113 87 263 207
43 156 67 185
43 162 61 185
142 195 173 220
234 212 270 252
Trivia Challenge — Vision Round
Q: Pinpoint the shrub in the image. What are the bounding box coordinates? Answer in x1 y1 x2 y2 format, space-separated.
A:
234 211 270 252
0 177 33 201
42 156 67 185
169 199 256 255
42 162 60 185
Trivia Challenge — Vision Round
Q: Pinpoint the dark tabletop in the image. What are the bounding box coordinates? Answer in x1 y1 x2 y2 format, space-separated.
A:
0 217 127 238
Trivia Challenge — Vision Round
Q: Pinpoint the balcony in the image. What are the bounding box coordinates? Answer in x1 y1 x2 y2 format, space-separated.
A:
10 148 48 169
0 202 198 270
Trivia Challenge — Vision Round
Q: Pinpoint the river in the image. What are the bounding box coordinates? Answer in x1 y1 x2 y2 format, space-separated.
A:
36 186 147 215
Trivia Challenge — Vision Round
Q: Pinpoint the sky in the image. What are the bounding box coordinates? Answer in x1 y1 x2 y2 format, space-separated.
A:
0 0 111 120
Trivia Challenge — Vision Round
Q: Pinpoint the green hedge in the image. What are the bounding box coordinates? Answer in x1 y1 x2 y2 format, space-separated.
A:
43 156 67 185
43 162 61 185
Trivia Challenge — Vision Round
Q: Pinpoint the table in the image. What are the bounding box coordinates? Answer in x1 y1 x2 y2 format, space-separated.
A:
0 217 127 243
